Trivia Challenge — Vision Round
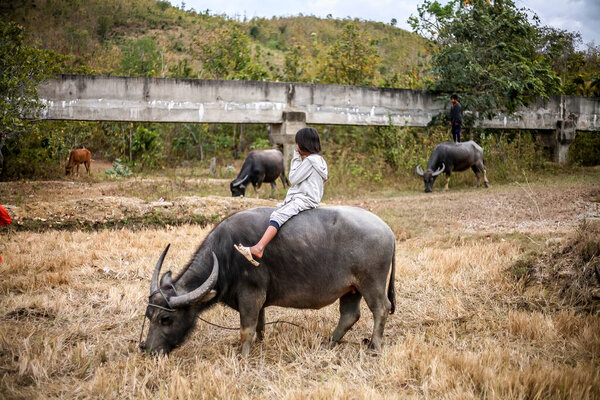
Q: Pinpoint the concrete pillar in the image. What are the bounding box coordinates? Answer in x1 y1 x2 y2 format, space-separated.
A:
269 111 306 168
554 119 577 164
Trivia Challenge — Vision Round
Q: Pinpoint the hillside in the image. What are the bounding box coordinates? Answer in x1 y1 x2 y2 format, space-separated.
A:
1 0 427 82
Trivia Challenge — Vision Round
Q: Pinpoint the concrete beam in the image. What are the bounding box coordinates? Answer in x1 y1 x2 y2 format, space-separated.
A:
37 75 600 132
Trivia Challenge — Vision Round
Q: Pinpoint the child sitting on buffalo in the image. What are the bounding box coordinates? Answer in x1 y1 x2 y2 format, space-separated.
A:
234 127 328 266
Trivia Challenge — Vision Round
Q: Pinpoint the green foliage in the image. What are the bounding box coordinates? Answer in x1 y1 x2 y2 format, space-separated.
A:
170 124 211 160
321 23 381 86
2 120 95 179
475 130 543 181
409 0 560 119
375 125 445 172
118 36 161 77
4 1 428 88
105 158 132 178
0 21 66 177
569 132 600 166
195 25 269 80
249 138 271 150
283 42 305 82
167 58 195 78
538 28 600 97
131 126 163 168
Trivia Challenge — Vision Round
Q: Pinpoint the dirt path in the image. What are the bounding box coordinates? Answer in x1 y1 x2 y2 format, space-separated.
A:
337 180 600 237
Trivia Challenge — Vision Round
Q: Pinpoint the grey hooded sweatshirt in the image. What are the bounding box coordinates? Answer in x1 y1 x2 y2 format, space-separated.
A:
280 149 328 208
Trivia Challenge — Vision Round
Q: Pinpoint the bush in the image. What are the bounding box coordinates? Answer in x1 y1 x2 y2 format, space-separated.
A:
2 121 95 180
105 158 132 178
569 131 600 166
132 126 163 169
250 138 271 150
476 130 543 182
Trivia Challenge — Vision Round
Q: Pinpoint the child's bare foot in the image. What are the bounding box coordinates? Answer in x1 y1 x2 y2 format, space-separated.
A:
234 244 260 267
249 245 264 259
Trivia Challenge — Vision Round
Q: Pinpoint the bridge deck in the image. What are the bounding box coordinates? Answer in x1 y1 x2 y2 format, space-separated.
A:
37 75 600 131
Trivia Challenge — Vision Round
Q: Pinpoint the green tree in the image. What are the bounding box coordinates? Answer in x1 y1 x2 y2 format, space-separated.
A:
567 44 600 97
409 0 560 119
0 21 62 177
282 33 327 83
283 41 306 82
538 27 582 87
167 58 195 78
132 126 163 169
195 25 268 80
321 22 381 86
118 36 161 77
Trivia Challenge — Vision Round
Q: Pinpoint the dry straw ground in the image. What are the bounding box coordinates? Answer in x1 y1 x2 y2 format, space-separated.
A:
1 168 599 399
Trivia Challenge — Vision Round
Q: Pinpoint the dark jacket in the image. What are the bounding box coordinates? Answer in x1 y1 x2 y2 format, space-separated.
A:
451 102 463 124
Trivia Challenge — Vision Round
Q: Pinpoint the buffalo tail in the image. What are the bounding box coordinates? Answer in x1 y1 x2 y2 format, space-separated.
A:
388 242 396 314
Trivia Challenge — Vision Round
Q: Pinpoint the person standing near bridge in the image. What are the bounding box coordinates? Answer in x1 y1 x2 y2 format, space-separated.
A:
449 94 462 143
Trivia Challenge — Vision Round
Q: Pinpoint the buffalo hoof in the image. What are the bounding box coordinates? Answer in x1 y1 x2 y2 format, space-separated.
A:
321 338 338 350
363 338 382 354
484 182 490 188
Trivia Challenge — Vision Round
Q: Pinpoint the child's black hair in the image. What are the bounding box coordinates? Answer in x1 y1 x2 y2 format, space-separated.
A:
450 93 459 100
295 127 321 154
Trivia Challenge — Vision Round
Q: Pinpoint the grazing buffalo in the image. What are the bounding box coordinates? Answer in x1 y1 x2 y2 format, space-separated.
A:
65 148 91 176
416 141 489 192
230 149 290 197
140 206 396 357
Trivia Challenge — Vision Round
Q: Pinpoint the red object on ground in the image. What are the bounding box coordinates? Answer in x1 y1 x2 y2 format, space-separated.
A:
0 205 12 262
0 205 12 225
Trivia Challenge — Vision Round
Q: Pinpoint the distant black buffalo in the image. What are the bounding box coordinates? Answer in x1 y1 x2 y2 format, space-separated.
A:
230 149 290 197
140 206 396 357
416 141 489 192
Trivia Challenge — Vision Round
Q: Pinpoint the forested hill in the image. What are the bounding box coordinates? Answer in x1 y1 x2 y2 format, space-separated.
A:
1 0 427 86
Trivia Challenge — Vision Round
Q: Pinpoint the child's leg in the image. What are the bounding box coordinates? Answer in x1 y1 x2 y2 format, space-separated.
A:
250 222 279 259
235 200 308 265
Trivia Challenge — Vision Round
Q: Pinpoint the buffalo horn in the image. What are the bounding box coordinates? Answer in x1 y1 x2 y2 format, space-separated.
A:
232 175 248 187
416 165 424 177
168 252 219 308
432 163 446 177
150 244 170 295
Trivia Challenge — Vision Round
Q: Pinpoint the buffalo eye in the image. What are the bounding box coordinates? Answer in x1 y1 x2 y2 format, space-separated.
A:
159 315 172 326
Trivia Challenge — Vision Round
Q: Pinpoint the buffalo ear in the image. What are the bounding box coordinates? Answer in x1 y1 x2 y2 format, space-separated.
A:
160 271 173 288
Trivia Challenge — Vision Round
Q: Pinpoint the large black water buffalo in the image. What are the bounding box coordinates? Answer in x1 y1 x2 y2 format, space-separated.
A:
140 206 396 357
230 149 290 197
416 141 489 192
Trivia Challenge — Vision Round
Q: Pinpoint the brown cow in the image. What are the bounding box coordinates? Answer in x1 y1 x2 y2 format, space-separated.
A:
65 148 91 176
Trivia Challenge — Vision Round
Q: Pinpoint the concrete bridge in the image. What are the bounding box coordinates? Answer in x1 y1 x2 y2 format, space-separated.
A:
38 75 600 163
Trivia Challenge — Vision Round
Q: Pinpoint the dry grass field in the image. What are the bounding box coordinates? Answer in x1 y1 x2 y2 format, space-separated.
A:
1 167 599 399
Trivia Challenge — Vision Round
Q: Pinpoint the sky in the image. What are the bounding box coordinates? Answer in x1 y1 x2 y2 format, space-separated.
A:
171 0 600 47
